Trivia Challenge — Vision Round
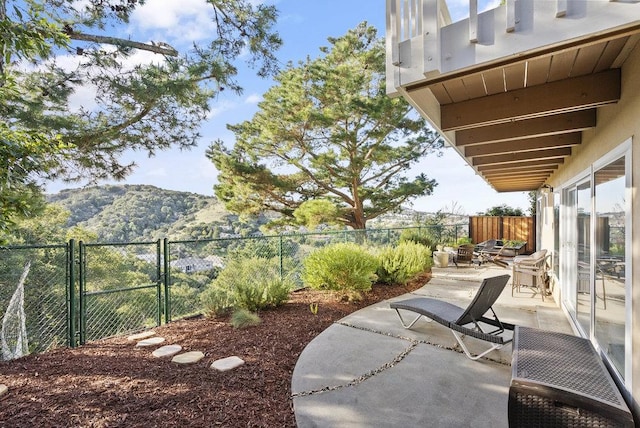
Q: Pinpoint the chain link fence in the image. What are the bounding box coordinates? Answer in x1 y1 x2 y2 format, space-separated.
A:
79 241 162 343
0 224 468 358
0 244 70 357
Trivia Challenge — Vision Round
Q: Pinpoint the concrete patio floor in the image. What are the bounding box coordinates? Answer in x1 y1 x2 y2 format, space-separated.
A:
291 264 575 427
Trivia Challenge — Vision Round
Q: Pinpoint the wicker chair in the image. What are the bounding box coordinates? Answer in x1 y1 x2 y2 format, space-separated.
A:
454 244 475 267
511 250 549 300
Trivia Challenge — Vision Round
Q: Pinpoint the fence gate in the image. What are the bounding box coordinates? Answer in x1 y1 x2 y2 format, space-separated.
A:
77 241 164 344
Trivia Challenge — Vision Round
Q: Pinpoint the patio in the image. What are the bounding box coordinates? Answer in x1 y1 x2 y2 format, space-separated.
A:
291 264 574 427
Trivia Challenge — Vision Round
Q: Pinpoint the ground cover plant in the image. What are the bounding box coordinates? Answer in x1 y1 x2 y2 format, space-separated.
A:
0 274 429 427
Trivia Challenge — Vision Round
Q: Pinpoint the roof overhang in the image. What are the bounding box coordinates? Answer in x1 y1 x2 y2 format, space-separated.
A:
389 0 640 192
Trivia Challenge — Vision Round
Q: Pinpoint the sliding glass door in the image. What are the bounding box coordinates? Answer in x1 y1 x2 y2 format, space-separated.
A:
559 141 631 383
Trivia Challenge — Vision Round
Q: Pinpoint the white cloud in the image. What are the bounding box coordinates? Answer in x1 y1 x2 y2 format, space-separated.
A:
445 0 501 21
129 0 215 43
245 93 262 104
206 100 238 119
49 47 164 113
68 83 99 112
119 48 166 71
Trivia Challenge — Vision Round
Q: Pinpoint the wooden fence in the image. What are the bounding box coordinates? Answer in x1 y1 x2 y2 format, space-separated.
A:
469 216 535 254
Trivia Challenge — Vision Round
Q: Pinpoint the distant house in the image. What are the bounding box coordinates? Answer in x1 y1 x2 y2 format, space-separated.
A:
170 257 215 274
204 255 225 269
386 0 640 415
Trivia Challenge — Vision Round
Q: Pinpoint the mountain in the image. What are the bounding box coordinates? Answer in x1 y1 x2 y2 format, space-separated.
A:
46 185 443 244
46 185 268 242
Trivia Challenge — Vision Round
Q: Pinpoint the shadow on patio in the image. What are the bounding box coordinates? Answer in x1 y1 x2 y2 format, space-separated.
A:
291 264 573 428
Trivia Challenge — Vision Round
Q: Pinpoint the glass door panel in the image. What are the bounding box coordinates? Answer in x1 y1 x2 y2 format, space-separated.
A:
562 187 577 316
576 180 592 335
594 157 626 378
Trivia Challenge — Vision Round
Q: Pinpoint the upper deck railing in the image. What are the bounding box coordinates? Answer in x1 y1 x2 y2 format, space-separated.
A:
386 0 640 95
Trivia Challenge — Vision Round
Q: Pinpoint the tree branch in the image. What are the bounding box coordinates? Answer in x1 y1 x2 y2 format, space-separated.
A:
67 31 178 56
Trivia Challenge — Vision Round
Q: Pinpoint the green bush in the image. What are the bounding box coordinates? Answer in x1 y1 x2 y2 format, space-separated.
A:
456 236 473 245
376 241 432 285
302 243 378 292
199 285 235 316
231 309 261 329
399 229 437 252
200 257 294 316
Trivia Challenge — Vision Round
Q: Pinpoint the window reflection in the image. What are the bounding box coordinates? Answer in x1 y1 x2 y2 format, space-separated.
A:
594 157 626 378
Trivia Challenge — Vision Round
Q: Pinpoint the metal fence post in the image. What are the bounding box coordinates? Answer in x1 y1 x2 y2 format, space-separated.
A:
279 235 284 281
164 238 171 323
156 239 162 326
78 240 86 345
68 239 76 348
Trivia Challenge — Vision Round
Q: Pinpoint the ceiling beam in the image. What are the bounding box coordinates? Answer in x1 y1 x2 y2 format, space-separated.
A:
441 69 620 131
455 110 596 146
482 170 554 179
473 148 572 166
480 165 559 175
465 133 581 157
494 185 543 192
477 158 564 172
492 176 547 183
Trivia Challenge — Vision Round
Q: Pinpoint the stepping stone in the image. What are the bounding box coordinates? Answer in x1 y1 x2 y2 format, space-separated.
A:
152 344 182 358
0 384 7 397
211 356 245 372
135 337 165 347
128 331 156 341
172 351 204 364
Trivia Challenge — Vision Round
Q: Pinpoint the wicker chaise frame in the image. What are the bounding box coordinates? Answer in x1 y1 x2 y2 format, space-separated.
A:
390 275 514 360
509 327 634 427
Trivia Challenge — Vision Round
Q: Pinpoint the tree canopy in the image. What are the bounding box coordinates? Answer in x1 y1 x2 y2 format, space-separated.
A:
0 0 281 230
480 204 524 217
208 23 443 230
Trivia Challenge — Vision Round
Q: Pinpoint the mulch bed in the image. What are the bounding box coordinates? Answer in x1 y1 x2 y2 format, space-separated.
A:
0 274 429 428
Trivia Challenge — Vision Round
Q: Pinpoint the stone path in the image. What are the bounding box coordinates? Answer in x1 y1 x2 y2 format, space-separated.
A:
0 330 246 400
127 330 245 370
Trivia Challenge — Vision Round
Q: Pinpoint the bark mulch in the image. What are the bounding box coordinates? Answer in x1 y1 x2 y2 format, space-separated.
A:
0 274 429 428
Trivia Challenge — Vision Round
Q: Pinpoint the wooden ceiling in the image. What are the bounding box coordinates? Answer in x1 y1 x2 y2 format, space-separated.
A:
406 35 639 192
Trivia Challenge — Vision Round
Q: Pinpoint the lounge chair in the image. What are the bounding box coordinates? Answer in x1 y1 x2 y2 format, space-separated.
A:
390 274 514 360
480 240 511 267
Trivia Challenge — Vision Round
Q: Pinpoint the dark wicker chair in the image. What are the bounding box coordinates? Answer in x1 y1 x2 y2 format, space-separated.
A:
454 244 475 267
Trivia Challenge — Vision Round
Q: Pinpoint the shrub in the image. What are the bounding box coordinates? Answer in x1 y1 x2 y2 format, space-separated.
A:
200 257 294 316
399 229 437 252
199 285 235 316
302 243 378 292
231 309 261 329
376 241 432 285
456 236 473 246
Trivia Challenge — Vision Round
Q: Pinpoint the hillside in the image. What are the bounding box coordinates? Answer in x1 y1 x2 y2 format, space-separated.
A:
46 185 267 243
45 185 446 244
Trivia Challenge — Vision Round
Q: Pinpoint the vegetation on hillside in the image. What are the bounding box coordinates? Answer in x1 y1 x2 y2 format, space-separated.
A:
43 184 267 244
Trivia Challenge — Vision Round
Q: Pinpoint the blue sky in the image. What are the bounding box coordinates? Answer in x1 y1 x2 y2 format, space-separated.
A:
46 0 529 215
